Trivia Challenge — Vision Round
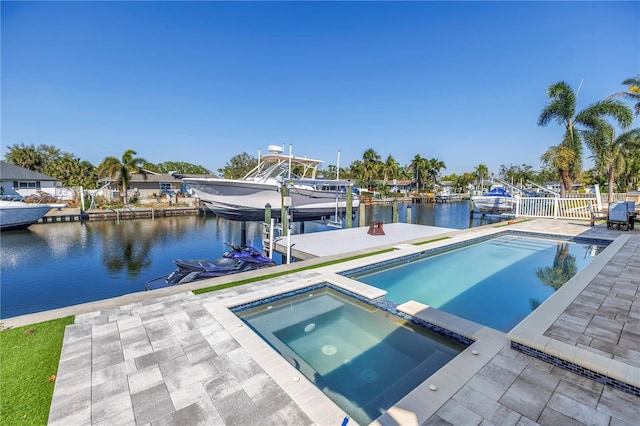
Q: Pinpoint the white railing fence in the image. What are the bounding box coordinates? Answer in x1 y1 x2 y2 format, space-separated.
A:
600 193 628 203
515 196 597 220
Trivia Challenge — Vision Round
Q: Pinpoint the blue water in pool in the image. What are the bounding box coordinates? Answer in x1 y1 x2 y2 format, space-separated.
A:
236 287 464 425
351 235 606 332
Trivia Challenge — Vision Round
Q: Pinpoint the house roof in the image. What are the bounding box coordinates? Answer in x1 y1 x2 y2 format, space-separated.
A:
99 173 180 184
99 172 218 184
0 161 59 182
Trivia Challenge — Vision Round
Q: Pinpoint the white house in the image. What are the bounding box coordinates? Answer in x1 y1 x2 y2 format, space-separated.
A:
0 161 69 199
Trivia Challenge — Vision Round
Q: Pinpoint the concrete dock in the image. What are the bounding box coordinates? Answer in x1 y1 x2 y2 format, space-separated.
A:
275 222 457 260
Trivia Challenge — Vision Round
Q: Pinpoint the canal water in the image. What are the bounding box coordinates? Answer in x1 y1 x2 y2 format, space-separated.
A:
0 201 504 319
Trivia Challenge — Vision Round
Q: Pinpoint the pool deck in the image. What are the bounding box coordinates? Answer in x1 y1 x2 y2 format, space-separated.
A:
4 218 639 425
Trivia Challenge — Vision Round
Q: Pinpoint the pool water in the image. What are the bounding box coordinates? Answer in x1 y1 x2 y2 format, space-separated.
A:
235 287 464 425
350 235 606 332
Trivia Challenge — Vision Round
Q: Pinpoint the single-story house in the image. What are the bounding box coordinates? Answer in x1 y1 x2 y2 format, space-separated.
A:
97 171 218 202
0 161 70 199
369 179 413 194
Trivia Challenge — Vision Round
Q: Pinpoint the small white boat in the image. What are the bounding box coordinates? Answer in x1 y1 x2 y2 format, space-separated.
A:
471 185 516 213
0 196 67 231
183 146 359 221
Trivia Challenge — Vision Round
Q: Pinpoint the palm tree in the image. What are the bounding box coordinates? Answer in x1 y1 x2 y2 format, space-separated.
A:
382 155 400 183
362 148 382 182
4 143 46 172
583 124 640 202
426 158 446 189
348 160 365 187
473 164 488 192
607 76 640 116
97 149 147 203
538 81 633 197
410 154 426 191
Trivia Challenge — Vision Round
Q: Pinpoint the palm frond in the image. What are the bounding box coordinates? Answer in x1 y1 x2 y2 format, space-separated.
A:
576 100 633 129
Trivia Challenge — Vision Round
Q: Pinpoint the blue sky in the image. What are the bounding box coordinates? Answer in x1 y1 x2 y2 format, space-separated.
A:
2 1 638 176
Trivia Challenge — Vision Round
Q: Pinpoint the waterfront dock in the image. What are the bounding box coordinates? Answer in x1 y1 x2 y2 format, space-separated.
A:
40 206 198 223
273 222 457 260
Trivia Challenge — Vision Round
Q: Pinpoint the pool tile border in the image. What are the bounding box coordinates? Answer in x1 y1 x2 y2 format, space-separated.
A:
508 234 640 397
510 341 640 397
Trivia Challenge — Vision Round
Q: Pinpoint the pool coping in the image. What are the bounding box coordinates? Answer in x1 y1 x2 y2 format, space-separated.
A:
507 234 640 393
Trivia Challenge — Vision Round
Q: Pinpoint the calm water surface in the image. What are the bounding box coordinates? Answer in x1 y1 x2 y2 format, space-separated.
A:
1 201 503 319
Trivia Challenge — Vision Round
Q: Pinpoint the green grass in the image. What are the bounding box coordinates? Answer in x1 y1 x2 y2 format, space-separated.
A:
414 236 451 245
0 316 74 426
193 248 397 294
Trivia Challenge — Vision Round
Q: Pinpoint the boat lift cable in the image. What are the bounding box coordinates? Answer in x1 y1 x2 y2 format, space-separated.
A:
526 180 560 197
492 177 537 197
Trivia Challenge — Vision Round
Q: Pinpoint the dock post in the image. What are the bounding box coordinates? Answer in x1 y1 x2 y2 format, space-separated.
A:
392 200 398 223
407 205 412 224
240 221 247 246
269 218 275 259
264 203 271 225
359 201 366 227
346 186 353 228
281 185 288 236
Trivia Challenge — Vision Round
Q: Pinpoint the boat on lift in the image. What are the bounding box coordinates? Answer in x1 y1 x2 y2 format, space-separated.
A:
182 146 359 222
471 185 516 212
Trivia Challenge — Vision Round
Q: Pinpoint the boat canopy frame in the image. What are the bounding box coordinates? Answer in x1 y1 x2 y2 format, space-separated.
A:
244 154 323 182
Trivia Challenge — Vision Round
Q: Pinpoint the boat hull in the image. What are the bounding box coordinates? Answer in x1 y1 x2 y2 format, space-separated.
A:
470 196 515 212
0 201 66 231
186 179 359 221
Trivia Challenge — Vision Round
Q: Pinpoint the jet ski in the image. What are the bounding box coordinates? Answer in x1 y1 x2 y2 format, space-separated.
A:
145 242 276 290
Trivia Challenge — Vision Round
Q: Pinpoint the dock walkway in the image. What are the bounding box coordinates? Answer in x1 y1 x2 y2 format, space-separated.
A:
274 222 458 260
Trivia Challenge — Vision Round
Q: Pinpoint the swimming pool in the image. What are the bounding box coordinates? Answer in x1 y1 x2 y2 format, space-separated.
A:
234 286 465 425
346 233 607 332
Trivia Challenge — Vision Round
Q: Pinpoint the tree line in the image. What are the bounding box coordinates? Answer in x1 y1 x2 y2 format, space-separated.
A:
4 76 639 200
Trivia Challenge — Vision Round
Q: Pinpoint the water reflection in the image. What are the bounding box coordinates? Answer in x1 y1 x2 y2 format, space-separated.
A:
1 201 506 319
529 242 578 311
536 243 578 291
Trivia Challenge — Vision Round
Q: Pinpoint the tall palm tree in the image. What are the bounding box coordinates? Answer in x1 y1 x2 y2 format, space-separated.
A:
348 160 365 187
583 124 640 202
97 149 147 203
607 76 640 116
538 81 633 197
473 164 488 191
382 155 400 183
362 148 382 182
410 154 426 191
427 158 446 189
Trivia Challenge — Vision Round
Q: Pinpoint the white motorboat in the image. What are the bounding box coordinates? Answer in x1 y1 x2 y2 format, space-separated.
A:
471 185 516 213
0 196 67 231
183 146 359 221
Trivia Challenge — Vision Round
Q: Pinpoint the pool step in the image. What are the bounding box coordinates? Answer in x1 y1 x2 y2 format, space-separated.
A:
489 237 559 252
